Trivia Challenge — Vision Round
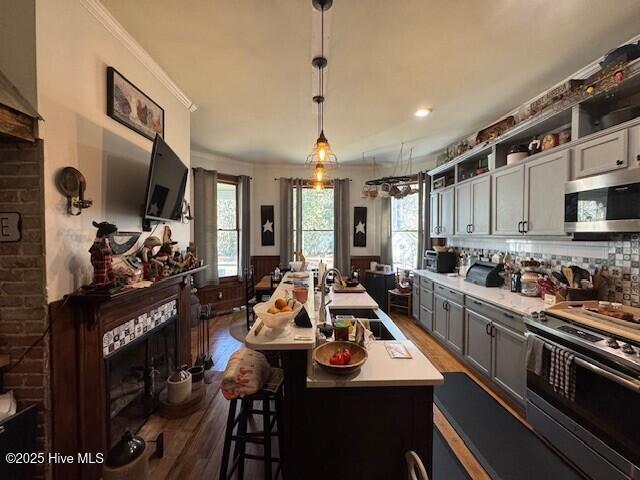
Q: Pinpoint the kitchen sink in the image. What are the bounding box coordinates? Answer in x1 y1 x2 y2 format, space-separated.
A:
328 308 379 319
327 309 396 340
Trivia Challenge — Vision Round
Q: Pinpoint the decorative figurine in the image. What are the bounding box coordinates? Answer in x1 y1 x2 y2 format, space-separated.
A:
89 221 117 287
138 236 162 263
528 135 542 155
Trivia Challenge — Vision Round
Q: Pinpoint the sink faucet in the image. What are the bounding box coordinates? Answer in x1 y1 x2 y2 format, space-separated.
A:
318 267 342 324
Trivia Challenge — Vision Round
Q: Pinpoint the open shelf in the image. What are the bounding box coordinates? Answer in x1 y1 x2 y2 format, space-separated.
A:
576 73 640 138
432 166 455 190
456 146 491 182
494 107 572 169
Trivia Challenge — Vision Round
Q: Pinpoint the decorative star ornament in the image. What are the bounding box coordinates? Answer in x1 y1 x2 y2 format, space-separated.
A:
355 220 365 235
148 203 160 216
263 219 273 233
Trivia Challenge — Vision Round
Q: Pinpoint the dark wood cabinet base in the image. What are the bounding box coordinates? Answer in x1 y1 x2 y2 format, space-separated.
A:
280 350 433 479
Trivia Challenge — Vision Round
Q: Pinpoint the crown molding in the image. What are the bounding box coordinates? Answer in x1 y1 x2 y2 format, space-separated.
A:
80 0 197 112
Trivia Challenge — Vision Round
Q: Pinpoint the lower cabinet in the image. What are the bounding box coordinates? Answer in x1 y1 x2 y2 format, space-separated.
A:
419 305 433 331
412 283 420 320
464 303 526 404
464 309 492 376
492 321 526 403
433 293 464 355
447 300 464 356
433 294 448 342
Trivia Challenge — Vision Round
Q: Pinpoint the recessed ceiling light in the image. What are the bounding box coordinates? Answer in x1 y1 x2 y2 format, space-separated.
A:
414 108 432 118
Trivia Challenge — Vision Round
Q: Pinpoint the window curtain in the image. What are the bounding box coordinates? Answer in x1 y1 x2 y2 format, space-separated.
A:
193 168 218 287
279 178 294 268
238 175 251 281
333 178 350 274
417 171 431 269
294 178 303 254
379 196 393 265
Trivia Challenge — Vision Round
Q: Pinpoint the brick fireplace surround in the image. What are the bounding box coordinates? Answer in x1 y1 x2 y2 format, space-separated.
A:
0 141 49 477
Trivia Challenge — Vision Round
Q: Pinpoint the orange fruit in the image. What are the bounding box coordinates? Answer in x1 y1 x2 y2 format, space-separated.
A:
274 298 287 309
281 305 293 312
268 306 280 315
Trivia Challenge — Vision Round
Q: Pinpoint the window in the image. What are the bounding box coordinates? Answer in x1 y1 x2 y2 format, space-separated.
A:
391 188 419 270
217 181 238 277
293 186 334 268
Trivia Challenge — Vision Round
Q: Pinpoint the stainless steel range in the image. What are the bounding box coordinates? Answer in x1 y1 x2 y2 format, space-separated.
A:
524 303 640 480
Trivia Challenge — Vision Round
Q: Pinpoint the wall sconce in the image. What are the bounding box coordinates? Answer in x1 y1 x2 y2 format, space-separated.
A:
56 167 93 215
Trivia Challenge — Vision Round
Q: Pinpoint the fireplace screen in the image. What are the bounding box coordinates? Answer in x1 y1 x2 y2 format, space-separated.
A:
104 302 178 447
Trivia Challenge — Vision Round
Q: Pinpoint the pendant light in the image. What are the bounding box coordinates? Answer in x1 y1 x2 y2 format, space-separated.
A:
306 0 337 188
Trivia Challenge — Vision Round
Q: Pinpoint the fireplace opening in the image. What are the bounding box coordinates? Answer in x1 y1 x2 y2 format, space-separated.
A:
104 301 178 447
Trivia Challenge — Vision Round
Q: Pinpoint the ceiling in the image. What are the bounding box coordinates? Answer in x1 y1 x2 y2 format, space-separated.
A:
102 0 640 164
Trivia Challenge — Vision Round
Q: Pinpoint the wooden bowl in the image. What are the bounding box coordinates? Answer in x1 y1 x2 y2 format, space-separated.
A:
312 341 368 375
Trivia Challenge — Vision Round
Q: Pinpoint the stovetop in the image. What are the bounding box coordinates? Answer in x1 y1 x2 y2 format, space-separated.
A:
525 311 640 374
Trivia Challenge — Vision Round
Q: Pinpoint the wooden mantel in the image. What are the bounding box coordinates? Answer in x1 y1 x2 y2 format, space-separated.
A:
0 69 38 142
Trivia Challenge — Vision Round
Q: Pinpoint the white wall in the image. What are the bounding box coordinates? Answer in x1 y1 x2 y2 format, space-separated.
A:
37 0 192 301
190 151 382 259
0 0 37 107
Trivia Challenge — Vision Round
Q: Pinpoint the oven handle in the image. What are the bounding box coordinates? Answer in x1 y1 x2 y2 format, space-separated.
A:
525 332 640 393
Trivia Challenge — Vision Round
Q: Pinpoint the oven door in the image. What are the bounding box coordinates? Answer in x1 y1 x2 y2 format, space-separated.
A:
526 332 640 473
564 170 640 233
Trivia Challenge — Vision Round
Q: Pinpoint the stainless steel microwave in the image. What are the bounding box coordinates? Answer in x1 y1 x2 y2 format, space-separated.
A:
565 169 640 233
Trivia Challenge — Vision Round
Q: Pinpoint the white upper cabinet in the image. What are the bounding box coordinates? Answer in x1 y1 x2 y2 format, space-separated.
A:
455 181 471 235
470 176 491 235
524 150 570 236
440 187 455 237
492 165 524 236
573 129 628 178
455 175 490 236
430 192 440 237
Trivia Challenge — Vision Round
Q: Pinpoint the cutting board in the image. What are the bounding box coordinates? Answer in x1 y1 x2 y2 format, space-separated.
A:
547 301 640 342
332 283 367 293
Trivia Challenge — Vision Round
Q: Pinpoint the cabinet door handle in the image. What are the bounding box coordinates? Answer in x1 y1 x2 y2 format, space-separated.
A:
472 300 482 305
616 160 624 166
470 224 474 233
517 221 523 233
503 312 514 319
636 154 640 162
491 325 496 337
485 323 492 335
523 221 528 233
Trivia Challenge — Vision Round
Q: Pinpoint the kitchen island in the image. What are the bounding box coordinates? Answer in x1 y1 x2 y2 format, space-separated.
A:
246 272 443 479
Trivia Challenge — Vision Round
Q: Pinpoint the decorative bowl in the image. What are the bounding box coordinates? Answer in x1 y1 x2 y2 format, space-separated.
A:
254 300 304 333
312 341 368 375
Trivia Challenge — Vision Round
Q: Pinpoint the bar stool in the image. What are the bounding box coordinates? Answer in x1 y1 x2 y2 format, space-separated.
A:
388 287 412 315
219 368 284 480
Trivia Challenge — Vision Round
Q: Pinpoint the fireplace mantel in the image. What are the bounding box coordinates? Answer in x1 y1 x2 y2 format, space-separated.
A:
50 267 205 480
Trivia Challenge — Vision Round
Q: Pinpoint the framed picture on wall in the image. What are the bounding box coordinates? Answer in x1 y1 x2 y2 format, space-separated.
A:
107 67 164 141
261 205 275 246
353 206 367 247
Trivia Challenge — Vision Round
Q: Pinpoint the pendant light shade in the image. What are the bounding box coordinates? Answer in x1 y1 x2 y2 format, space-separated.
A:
305 0 337 182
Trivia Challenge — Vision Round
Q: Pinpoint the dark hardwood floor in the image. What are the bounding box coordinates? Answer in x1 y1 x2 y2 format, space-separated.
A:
138 308 533 479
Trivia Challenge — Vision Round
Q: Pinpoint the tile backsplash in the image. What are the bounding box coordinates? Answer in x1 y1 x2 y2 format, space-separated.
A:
448 235 640 306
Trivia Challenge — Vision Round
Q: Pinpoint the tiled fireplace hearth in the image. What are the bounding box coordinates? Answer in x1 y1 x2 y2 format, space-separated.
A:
50 269 202 479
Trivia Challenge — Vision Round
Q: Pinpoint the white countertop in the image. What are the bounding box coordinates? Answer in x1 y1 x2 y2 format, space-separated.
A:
413 270 546 316
246 271 443 388
327 289 379 309
307 340 443 388
245 272 317 351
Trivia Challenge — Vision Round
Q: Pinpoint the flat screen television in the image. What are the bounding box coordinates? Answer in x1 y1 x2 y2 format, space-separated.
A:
143 134 188 226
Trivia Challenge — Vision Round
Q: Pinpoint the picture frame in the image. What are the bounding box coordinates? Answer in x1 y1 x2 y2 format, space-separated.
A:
107 66 164 141
353 206 367 247
261 205 275 246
